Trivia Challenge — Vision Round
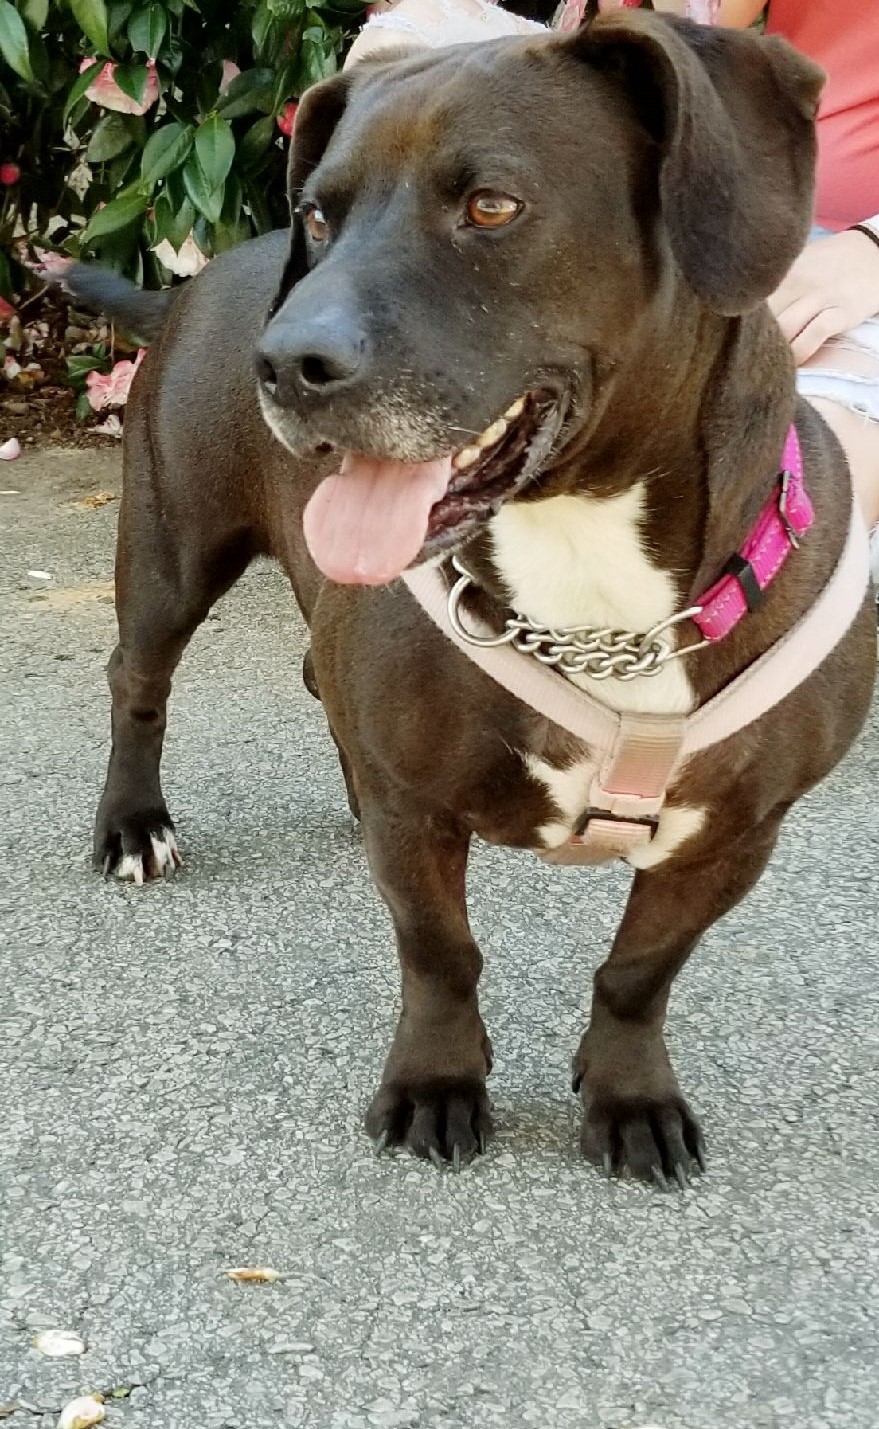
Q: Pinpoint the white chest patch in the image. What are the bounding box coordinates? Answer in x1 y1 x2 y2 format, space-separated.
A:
490 485 696 717
491 488 704 867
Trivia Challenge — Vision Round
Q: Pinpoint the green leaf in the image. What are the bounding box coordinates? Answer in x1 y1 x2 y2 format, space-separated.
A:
21 0 49 30
113 62 149 106
182 153 224 223
82 187 149 241
251 1 273 56
76 390 94 421
70 0 110 54
194 114 234 191
0 0 34 82
238 114 275 170
86 112 134 161
153 190 195 248
210 217 250 255
107 1 133 45
271 61 297 114
128 3 166 58
140 120 192 184
66 351 110 383
215 67 274 120
63 60 99 121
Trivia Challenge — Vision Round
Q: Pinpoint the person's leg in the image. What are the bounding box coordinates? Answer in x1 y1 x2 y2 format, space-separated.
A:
809 397 879 529
797 322 879 584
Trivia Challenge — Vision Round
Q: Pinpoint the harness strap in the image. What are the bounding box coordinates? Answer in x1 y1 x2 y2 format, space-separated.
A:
400 494 868 863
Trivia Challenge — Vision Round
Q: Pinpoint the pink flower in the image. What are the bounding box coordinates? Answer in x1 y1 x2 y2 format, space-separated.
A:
28 249 73 279
277 101 298 138
85 349 146 412
80 57 160 115
0 437 21 460
0 162 20 186
219 60 240 95
0 297 15 322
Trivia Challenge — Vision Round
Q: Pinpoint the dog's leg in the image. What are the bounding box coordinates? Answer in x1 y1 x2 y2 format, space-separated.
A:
302 649 360 820
573 814 785 1187
94 456 253 883
361 802 493 1166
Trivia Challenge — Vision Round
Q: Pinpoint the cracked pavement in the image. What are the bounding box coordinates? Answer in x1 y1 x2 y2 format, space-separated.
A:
1 447 878 1429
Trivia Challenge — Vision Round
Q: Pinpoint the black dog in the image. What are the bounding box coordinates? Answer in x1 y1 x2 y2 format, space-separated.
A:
66 13 875 1184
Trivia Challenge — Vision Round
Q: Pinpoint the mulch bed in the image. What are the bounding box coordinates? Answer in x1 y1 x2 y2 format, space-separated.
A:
1 289 137 452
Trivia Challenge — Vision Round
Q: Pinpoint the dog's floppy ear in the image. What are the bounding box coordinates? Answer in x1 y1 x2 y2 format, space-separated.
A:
568 12 824 314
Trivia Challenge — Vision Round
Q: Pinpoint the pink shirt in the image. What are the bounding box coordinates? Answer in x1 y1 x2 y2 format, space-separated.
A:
765 0 879 230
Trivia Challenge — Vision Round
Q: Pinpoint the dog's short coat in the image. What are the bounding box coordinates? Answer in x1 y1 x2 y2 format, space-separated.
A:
70 12 876 1184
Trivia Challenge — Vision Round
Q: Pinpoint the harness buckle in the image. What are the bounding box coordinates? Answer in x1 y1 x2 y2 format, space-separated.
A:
573 807 660 840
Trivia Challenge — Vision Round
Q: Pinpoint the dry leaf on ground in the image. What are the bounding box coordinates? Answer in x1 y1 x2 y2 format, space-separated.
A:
222 1266 284 1284
75 491 116 510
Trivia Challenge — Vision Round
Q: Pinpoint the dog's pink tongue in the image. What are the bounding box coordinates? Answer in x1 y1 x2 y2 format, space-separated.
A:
303 452 452 585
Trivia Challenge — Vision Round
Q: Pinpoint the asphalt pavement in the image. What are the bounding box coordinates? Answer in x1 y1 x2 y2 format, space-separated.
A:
1 446 878 1429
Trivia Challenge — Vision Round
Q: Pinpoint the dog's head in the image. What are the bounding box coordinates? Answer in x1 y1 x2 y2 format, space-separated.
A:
257 13 823 586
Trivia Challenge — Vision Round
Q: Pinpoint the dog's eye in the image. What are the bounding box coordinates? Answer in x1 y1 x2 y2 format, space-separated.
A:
465 190 522 229
301 204 329 243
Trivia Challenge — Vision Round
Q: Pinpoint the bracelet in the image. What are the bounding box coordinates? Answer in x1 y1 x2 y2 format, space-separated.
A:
850 221 879 254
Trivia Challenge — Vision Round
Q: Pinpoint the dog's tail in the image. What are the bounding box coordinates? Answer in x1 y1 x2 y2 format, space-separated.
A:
58 262 184 344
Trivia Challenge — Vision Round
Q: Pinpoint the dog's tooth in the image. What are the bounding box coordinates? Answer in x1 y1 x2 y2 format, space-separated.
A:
477 418 508 449
453 446 481 470
504 397 525 419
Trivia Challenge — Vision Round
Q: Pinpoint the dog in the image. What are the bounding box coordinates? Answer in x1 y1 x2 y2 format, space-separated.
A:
65 11 876 1186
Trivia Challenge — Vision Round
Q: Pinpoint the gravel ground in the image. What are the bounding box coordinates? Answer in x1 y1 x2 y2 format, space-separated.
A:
1 447 878 1429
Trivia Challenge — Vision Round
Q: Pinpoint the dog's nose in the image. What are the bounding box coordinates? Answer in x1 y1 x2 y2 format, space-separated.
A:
256 316 367 406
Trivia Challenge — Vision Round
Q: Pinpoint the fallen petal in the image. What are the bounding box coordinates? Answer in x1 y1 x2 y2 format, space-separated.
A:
222 1266 284 1283
57 1396 105 1429
34 1330 86 1357
0 438 21 460
219 59 240 94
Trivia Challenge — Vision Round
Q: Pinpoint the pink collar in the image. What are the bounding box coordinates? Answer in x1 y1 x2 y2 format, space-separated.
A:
692 426 813 641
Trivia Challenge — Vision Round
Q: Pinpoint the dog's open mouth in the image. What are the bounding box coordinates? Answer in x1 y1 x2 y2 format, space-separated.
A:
425 388 561 546
303 389 564 587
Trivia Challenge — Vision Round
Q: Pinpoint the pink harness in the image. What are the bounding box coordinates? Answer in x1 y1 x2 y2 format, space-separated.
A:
401 429 870 864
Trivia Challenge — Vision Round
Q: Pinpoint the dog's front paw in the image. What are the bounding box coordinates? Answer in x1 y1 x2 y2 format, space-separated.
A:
366 1077 494 1170
94 804 182 884
576 1078 705 1190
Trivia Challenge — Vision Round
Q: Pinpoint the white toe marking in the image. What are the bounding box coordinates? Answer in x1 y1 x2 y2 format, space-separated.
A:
117 827 180 884
118 853 144 885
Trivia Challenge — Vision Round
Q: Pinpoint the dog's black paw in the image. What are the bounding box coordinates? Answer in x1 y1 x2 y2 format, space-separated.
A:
577 1086 705 1190
366 1077 493 1170
94 804 181 885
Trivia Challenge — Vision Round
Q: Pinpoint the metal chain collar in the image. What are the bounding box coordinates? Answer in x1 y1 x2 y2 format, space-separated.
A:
446 559 708 682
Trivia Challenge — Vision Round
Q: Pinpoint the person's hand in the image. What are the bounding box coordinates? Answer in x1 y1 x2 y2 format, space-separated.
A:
769 229 879 365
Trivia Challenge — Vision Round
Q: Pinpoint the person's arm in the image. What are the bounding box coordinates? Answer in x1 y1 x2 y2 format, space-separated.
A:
716 0 766 27
770 225 879 364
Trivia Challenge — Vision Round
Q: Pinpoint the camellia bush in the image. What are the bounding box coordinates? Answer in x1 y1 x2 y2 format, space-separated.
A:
0 0 366 303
